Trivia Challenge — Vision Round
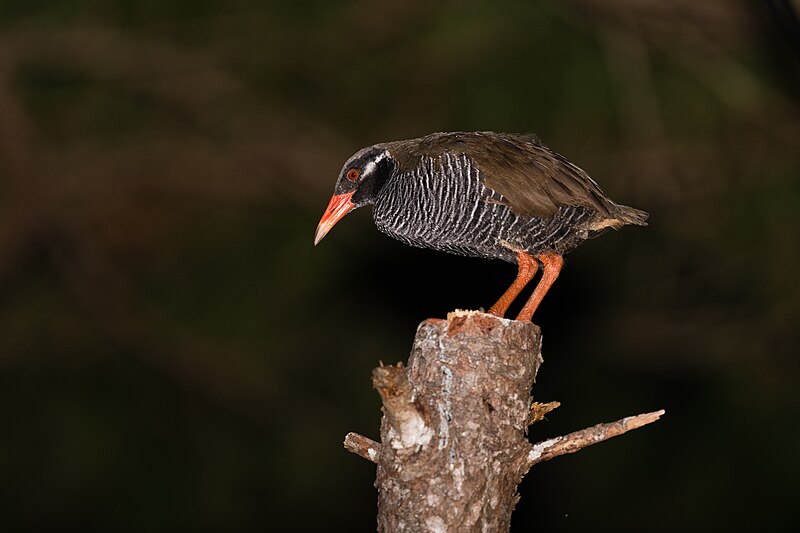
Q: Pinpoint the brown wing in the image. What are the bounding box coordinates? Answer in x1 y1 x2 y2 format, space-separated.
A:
408 131 618 219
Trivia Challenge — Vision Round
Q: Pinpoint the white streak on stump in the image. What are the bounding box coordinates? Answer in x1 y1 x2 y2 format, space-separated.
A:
375 311 542 532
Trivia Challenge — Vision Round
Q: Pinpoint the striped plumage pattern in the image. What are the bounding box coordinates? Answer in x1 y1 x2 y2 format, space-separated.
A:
374 152 594 262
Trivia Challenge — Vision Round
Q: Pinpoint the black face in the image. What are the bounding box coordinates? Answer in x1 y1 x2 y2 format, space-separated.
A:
334 146 396 207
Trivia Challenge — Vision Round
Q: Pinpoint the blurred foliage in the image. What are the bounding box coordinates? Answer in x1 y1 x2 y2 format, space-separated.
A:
1 0 799 531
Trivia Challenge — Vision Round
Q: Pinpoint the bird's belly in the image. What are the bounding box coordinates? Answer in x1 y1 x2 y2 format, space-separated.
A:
375 197 593 263
374 194 526 262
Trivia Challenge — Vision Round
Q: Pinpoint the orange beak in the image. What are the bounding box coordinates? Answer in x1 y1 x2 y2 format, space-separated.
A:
314 191 356 245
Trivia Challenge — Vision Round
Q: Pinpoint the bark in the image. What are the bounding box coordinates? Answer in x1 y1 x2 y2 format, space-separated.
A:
345 310 662 532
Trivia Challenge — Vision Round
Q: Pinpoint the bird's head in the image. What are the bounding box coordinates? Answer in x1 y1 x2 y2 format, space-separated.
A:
314 145 395 245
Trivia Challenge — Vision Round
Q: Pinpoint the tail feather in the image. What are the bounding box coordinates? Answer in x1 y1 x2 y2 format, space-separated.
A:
616 204 649 226
586 203 649 235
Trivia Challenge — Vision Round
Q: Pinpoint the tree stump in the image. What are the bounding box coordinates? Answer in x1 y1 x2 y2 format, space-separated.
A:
344 310 663 532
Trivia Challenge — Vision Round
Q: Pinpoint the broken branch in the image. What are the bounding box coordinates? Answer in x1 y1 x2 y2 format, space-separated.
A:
527 409 665 467
344 432 381 464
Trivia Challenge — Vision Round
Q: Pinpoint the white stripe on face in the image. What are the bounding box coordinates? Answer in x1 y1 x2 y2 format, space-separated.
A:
361 150 389 178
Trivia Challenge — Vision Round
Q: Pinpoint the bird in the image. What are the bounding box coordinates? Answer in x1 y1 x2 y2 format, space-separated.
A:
314 131 648 321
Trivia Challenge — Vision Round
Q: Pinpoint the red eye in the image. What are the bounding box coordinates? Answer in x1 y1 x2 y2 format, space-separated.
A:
346 168 360 181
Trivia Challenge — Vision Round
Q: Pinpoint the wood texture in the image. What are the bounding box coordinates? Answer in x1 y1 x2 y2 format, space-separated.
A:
345 310 663 532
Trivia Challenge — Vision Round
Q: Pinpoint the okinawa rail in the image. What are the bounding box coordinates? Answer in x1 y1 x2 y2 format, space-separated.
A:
315 131 648 321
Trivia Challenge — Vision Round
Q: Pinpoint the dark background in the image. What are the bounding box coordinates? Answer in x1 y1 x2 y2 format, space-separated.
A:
1 1 799 531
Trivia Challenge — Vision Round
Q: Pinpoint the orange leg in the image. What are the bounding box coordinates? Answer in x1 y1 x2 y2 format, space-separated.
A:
516 251 563 321
488 251 539 318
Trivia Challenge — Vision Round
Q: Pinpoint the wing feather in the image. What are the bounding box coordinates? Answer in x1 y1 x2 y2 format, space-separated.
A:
385 131 646 225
